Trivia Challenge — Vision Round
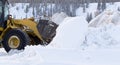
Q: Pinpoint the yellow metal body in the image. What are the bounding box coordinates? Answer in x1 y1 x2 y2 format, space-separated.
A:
0 17 44 43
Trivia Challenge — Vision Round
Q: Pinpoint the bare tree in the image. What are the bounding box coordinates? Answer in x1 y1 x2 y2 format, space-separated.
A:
102 0 106 11
25 5 29 18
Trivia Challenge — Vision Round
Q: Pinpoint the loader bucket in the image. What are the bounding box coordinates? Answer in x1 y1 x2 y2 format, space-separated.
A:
37 20 58 43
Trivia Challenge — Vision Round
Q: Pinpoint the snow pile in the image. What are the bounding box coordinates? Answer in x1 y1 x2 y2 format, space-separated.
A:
85 24 120 49
50 17 88 49
84 10 120 48
0 46 84 65
111 11 120 24
51 12 68 25
0 46 43 65
89 10 120 27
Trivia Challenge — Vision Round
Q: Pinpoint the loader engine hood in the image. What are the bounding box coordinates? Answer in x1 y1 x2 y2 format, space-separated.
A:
10 17 44 42
11 18 38 31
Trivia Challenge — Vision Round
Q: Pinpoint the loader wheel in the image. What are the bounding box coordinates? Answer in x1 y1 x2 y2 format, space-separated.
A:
2 29 30 52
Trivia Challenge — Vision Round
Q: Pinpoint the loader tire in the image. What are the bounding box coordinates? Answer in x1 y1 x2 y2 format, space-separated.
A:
2 29 30 52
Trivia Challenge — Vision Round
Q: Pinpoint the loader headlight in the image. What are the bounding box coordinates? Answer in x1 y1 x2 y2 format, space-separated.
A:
8 15 12 20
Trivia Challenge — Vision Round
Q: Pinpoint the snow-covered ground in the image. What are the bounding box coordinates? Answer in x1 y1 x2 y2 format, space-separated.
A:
0 2 120 65
1 45 120 65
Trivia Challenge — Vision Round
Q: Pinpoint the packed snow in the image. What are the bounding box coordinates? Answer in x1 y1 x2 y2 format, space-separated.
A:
0 2 120 65
87 24 120 48
50 17 88 49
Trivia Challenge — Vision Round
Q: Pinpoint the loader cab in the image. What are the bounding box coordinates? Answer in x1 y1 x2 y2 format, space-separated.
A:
0 0 9 28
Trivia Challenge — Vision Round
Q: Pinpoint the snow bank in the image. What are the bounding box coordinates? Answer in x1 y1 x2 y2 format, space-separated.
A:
50 17 88 49
79 11 120 48
84 24 120 49
111 12 120 24
51 12 68 25
89 10 120 27
0 46 43 65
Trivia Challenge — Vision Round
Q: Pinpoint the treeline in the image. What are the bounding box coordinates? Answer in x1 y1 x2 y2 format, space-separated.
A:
9 0 120 18
9 0 120 3
10 0 85 17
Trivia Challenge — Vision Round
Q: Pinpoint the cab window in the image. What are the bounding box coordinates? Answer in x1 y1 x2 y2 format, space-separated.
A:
4 2 9 21
0 1 2 18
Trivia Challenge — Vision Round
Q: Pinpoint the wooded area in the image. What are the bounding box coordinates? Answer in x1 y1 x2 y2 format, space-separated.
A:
8 0 120 17
9 0 120 3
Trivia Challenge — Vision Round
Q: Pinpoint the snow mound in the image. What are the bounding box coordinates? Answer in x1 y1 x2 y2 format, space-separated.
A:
0 46 43 65
89 10 120 27
50 17 88 49
111 12 120 25
51 12 68 25
85 24 120 49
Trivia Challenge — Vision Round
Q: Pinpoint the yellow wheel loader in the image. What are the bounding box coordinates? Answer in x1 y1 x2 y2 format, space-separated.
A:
0 0 58 52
